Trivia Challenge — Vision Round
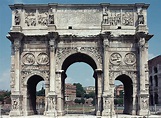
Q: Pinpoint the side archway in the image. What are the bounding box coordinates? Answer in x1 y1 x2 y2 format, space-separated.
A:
26 75 45 115
115 74 133 114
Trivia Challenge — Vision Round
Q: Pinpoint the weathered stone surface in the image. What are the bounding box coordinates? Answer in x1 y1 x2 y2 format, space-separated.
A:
7 3 153 117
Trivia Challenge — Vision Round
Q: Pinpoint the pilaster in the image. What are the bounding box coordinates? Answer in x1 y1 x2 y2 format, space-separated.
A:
48 32 58 94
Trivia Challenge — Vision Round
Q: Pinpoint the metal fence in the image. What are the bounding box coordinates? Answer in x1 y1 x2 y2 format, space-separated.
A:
150 105 161 115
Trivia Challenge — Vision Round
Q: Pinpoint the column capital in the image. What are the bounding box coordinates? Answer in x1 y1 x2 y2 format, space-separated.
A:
47 32 59 40
56 70 64 73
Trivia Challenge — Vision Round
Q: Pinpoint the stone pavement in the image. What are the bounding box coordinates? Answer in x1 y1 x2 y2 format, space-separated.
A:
1 114 161 118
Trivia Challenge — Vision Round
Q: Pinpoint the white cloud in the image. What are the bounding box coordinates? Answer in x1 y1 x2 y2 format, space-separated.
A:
0 69 10 90
148 53 155 60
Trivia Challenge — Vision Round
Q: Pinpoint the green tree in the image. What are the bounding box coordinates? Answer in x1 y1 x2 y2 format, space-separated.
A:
73 83 86 97
36 87 45 96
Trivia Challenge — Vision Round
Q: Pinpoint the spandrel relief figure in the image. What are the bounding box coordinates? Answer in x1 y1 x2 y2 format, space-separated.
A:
15 10 21 25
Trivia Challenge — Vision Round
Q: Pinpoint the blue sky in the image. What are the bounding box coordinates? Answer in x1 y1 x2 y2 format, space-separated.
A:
0 0 161 90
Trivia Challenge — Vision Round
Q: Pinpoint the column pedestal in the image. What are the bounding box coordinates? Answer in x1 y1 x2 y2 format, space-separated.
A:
137 94 149 116
45 94 57 117
9 94 23 117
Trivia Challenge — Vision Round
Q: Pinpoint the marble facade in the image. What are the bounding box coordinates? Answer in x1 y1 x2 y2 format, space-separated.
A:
7 3 153 117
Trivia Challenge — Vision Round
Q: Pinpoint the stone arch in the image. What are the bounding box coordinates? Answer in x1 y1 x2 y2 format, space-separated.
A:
111 71 137 85
56 47 102 70
114 74 133 114
25 74 46 115
57 52 101 115
62 53 98 71
23 72 48 86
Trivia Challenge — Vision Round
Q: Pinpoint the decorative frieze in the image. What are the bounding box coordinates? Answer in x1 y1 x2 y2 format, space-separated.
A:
22 52 49 65
102 8 134 26
38 9 48 26
25 9 36 26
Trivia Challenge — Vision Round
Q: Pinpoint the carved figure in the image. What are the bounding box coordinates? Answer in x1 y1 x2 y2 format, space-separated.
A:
13 100 18 110
38 15 48 26
37 53 49 64
25 10 36 26
138 10 144 24
15 10 21 25
110 53 122 65
139 38 145 48
124 53 136 65
142 99 148 109
23 53 35 65
49 14 54 24
104 99 110 109
122 11 134 26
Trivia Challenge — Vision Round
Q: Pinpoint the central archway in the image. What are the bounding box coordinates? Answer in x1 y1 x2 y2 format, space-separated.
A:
61 53 99 115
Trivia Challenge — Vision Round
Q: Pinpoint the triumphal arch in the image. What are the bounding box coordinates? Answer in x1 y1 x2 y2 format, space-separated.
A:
7 3 153 117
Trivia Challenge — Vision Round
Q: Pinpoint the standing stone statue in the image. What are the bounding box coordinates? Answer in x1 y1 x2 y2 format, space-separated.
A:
15 10 21 25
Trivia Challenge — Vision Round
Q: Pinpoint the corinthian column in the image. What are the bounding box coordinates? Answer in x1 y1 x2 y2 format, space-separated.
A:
137 32 151 116
102 32 111 96
8 32 24 117
48 32 58 93
138 36 146 93
9 32 24 94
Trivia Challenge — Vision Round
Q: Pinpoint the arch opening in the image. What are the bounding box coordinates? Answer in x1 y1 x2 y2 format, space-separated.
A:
61 53 98 115
27 75 45 115
114 74 133 114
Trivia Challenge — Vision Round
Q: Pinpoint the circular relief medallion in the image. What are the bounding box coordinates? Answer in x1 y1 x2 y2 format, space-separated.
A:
124 53 136 65
37 53 49 65
23 53 35 65
110 53 122 65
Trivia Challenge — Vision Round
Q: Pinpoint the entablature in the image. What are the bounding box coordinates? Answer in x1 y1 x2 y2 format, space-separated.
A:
9 3 150 36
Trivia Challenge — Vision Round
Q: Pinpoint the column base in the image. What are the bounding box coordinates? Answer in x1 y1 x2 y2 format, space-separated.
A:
23 110 35 116
131 110 137 115
138 109 150 116
102 110 115 116
45 110 57 117
96 110 101 116
9 110 23 117
57 110 65 116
